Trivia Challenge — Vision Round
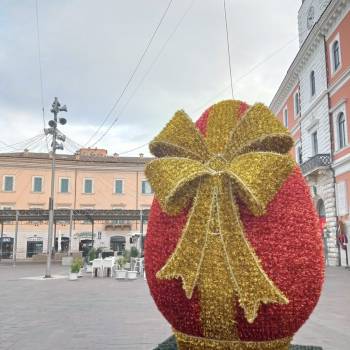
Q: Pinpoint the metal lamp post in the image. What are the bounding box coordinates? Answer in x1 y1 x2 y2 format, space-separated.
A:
44 97 67 278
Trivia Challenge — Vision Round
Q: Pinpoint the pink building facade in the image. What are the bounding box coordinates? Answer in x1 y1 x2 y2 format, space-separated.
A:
271 0 350 266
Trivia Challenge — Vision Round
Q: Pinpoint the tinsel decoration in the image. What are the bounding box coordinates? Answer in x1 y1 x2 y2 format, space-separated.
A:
145 100 324 350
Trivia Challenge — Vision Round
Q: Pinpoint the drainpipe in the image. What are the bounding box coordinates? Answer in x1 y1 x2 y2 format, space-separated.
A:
324 34 341 266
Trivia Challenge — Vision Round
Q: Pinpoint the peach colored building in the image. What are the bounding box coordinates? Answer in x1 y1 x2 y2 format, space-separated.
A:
271 0 350 266
0 149 153 260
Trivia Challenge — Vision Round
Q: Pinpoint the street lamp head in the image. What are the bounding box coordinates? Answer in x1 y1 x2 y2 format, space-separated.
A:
59 117 67 125
48 120 57 128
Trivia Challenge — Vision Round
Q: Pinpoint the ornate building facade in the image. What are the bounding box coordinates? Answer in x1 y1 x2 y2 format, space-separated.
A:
0 149 153 260
270 0 350 266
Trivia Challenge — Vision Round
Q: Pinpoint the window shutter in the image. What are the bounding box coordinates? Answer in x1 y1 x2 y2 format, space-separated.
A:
336 181 348 216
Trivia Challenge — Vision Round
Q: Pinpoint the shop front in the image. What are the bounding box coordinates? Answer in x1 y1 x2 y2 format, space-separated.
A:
26 236 43 258
0 237 14 259
110 235 126 256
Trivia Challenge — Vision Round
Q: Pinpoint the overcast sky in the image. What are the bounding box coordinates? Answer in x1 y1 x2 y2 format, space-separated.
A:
0 0 301 156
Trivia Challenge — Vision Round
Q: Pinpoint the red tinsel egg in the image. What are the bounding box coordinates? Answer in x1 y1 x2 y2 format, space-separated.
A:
144 101 324 342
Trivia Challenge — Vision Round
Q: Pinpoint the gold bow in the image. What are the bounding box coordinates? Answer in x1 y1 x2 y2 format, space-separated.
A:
145 101 295 323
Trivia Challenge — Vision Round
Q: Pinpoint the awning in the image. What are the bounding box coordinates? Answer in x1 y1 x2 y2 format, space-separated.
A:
110 236 126 242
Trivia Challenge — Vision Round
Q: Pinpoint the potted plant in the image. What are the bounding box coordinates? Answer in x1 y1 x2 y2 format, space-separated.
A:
127 247 139 280
75 256 84 277
69 258 81 281
115 257 127 279
86 248 96 273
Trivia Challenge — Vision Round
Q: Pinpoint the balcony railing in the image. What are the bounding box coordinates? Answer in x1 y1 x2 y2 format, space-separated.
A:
300 154 331 175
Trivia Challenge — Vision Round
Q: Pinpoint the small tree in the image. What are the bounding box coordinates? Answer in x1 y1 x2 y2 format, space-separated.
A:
71 257 82 273
88 248 97 262
130 246 139 258
123 249 131 262
117 257 127 270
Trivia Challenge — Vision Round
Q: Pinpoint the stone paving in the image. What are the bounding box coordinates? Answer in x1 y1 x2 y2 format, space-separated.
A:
0 263 349 350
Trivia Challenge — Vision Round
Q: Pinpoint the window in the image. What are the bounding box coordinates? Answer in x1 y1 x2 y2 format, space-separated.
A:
336 181 348 216
83 178 93 194
332 40 340 72
310 70 316 96
294 92 300 117
283 108 288 128
338 112 346 150
115 180 123 194
33 176 43 193
141 180 153 195
311 131 318 155
60 178 69 193
3 176 14 192
295 143 303 165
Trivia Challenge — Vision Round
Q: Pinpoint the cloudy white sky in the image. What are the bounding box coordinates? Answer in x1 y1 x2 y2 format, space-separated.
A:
0 0 301 156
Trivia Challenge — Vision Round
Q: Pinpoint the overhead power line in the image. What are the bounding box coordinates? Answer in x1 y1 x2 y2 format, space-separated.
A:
223 0 234 99
189 34 300 115
35 0 49 152
89 0 195 148
84 0 174 147
0 134 46 152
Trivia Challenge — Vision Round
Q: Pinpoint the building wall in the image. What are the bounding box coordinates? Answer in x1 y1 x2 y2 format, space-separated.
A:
270 2 350 266
326 11 350 85
0 153 153 259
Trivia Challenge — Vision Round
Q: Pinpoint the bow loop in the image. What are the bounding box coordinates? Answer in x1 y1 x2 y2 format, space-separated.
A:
145 158 211 215
224 152 295 216
224 103 294 160
149 110 210 161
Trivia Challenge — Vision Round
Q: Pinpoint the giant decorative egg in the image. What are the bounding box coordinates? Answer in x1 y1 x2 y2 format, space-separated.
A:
144 100 324 350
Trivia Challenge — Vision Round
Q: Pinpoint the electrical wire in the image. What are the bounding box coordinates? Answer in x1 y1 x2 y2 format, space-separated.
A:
89 0 195 148
35 0 49 152
118 142 150 155
0 134 45 152
189 34 300 115
84 0 174 147
223 0 234 99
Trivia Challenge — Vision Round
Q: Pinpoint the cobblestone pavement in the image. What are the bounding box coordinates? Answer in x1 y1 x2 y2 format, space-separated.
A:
0 264 349 350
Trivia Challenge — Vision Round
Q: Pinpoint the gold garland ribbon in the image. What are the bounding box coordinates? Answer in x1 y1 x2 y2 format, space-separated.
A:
174 329 292 350
145 100 295 323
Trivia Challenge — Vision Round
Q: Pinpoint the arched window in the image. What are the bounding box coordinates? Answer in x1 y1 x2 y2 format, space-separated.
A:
310 71 316 96
338 112 346 149
333 40 340 71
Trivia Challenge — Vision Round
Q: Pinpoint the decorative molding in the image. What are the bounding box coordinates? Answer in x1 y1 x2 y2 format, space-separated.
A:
270 0 349 113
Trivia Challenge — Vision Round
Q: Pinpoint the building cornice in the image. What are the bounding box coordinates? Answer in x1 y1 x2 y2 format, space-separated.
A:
270 0 349 113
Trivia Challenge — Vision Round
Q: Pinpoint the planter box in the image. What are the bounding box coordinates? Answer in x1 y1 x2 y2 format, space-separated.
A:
62 256 73 266
69 272 78 281
115 270 127 279
127 270 137 280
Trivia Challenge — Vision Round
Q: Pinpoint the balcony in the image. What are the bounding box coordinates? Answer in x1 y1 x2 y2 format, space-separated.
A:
300 154 331 175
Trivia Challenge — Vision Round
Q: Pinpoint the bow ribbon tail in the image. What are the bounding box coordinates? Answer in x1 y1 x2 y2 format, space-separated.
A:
156 177 215 299
217 177 289 323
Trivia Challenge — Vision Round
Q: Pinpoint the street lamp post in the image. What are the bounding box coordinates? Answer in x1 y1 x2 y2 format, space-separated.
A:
44 97 67 278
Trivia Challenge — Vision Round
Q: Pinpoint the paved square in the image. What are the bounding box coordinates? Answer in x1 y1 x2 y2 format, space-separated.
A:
0 264 349 350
